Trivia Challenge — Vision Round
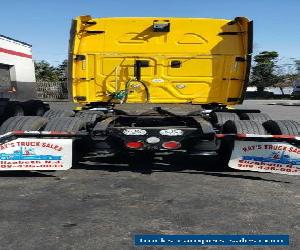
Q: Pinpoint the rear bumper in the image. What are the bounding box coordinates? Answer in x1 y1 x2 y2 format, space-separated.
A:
91 129 300 156
0 131 299 174
90 126 219 155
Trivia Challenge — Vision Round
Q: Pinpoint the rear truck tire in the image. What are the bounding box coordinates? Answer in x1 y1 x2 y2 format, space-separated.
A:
43 109 75 120
43 117 85 133
263 120 300 135
218 120 267 169
0 116 48 134
75 110 103 127
210 112 239 127
43 117 86 165
223 120 267 135
240 112 271 123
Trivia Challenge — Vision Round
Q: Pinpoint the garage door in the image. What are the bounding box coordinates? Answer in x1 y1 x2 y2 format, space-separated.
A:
0 63 12 93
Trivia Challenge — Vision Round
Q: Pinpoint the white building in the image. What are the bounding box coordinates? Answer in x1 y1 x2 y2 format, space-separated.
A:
0 35 36 99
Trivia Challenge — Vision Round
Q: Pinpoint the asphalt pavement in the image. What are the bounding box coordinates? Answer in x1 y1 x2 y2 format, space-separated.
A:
0 100 299 250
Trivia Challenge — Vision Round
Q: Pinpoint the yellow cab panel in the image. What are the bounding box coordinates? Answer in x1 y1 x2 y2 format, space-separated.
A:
69 16 252 105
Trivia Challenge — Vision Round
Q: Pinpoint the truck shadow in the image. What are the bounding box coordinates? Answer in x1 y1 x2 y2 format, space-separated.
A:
0 171 55 177
0 156 290 183
76 155 290 184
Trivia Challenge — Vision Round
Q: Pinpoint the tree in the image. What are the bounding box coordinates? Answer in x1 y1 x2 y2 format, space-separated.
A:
35 60 68 82
56 59 68 81
34 60 59 82
274 66 297 95
250 51 281 92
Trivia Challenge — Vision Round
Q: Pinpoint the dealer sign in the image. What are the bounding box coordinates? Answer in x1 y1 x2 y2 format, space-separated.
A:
0 138 72 171
229 141 300 175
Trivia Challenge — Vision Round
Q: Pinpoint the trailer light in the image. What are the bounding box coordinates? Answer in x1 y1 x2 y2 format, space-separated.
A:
146 137 160 144
123 129 147 135
160 129 183 136
126 141 144 149
162 141 181 149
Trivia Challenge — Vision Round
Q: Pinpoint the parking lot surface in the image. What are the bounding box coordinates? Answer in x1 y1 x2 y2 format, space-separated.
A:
0 100 299 250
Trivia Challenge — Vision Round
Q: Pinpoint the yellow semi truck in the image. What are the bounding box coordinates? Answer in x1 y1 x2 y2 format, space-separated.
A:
0 16 299 175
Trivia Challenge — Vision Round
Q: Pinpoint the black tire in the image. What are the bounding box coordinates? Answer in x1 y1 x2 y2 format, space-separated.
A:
43 117 85 132
263 120 300 135
75 110 104 116
219 120 266 169
240 112 271 123
0 116 48 134
223 120 267 135
43 109 75 119
210 112 239 126
44 117 86 165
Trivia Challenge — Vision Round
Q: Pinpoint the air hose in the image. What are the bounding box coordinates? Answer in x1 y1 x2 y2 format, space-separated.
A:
111 79 150 103
123 79 150 103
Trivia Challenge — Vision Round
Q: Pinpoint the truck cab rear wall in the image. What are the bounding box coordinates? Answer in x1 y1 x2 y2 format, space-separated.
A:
69 16 252 105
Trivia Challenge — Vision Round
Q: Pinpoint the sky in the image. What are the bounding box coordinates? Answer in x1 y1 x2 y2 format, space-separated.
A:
1 0 299 69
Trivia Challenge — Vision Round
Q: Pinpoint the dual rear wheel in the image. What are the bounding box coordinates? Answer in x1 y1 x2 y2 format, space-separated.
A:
212 111 300 136
0 115 87 166
0 116 85 134
0 109 100 133
214 112 300 168
223 119 300 136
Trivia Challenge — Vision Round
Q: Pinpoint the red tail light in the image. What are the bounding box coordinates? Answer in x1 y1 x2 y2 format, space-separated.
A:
162 141 181 149
126 141 144 149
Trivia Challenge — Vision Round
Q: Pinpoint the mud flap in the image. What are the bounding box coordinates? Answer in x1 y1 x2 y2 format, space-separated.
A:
0 137 73 171
229 140 300 175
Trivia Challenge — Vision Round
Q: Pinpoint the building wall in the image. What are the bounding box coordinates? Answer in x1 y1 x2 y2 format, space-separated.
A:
0 36 36 99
